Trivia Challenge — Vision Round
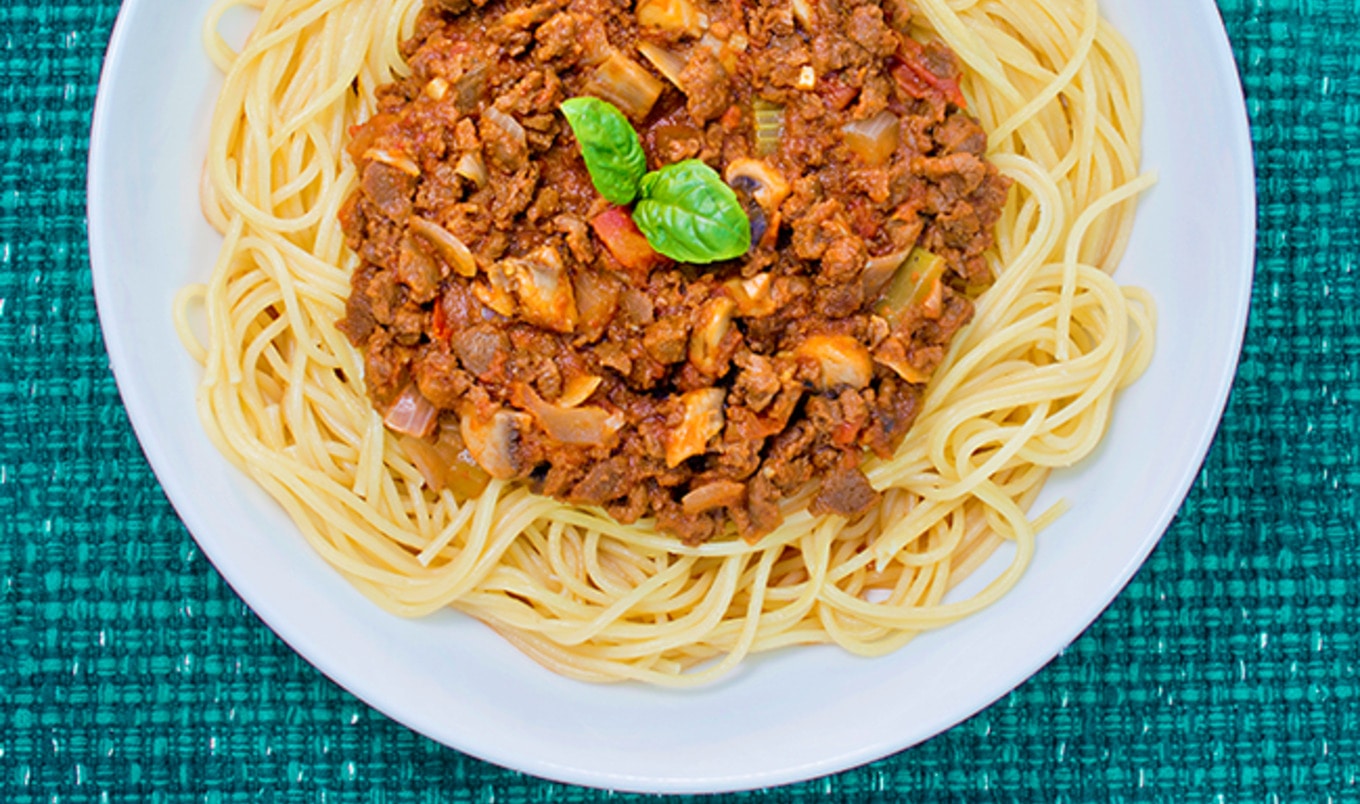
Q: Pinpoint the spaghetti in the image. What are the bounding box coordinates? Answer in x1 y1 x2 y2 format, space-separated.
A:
180 0 1155 684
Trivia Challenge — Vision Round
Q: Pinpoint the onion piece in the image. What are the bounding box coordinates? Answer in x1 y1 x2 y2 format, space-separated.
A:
519 385 624 446
572 268 621 340
636 0 702 36
409 216 477 277
861 249 910 300
363 148 421 177
681 480 746 515
481 106 527 170
384 385 439 438
558 374 603 408
791 0 814 29
454 152 488 188
872 335 929 384
424 77 449 101
697 32 740 74
842 111 900 167
584 51 664 121
400 432 492 500
636 41 687 88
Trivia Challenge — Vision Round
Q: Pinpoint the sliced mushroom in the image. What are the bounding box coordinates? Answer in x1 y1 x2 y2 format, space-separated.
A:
689 297 737 375
724 272 777 317
494 244 578 333
461 407 532 479
665 388 726 467
724 159 788 248
792 335 874 390
724 159 790 213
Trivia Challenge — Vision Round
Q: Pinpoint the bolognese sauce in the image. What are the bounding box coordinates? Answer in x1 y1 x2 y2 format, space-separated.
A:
337 0 1011 543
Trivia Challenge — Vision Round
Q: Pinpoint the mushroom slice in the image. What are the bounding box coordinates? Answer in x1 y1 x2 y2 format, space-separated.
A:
724 159 790 213
792 335 874 390
665 388 726 467
495 245 579 333
688 297 737 375
461 408 533 479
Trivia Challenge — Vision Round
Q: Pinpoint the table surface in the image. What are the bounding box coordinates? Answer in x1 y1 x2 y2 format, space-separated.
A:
4 0 1358 800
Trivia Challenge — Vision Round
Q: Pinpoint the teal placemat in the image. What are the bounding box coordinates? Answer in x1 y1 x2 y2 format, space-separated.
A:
3 0 1358 799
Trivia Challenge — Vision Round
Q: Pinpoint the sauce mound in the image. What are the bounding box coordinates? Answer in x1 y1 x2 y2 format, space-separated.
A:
337 0 1011 543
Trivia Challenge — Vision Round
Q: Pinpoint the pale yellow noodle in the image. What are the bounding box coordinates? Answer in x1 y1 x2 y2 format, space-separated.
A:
181 0 1155 684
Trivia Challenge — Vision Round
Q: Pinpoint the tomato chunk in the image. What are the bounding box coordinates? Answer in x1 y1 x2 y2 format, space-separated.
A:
590 205 668 282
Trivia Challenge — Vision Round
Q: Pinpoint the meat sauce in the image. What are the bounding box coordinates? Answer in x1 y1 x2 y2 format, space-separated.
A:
337 0 1011 543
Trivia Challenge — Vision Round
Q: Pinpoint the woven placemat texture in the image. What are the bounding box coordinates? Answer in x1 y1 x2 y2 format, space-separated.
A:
3 0 1357 800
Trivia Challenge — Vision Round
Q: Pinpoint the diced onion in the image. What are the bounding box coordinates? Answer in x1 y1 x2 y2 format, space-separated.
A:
861 249 910 300
724 272 776 317
363 148 421 177
635 0 702 36
842 111 900 167
520 385 624 446
400 432 491 500
454 152 488 188
636 41 687 88
409 216 478 277
424 77 449 101
681 480 745 515
384 385 438 437
558 374 603 408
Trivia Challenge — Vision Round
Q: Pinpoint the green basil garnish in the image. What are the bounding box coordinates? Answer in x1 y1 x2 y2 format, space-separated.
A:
633 160 751 264
560 97 648 205
560 98 751 263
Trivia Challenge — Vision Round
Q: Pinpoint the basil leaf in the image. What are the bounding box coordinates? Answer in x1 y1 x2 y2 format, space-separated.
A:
560 97 648 205
633 160 751 264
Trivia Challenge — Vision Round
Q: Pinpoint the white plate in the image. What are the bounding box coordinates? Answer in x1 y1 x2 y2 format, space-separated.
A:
88 0 1254 793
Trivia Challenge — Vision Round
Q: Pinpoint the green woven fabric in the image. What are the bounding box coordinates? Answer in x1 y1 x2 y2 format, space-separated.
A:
2 0 1357 799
